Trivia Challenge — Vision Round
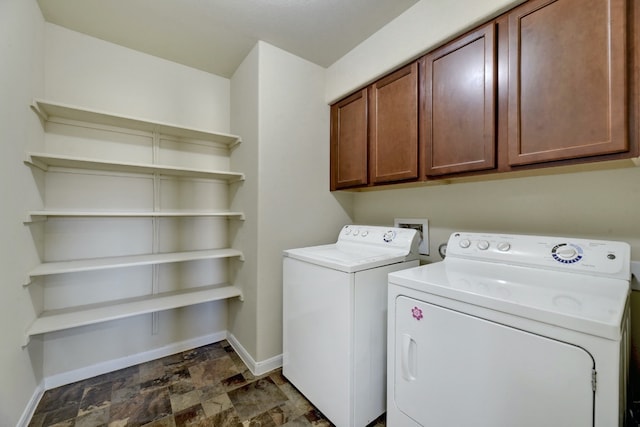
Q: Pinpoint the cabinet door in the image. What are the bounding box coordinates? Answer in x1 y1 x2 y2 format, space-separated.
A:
422 23 497 176
330 89 369 190
369 63 419 184
508 0 627 166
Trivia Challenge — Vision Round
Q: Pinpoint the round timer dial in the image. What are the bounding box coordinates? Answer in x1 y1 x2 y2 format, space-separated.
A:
383 230 396 243
551 243 583 264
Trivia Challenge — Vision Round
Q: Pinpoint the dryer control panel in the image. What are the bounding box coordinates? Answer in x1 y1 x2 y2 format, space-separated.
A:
446 232 631 280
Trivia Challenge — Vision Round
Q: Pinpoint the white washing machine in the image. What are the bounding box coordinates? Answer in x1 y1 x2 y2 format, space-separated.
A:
283 225 420 427
387 232 631 427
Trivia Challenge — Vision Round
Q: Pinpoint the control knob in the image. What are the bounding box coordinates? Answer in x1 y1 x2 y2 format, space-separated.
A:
556 246 577 259
477 240 490 250
383 230 396 243
459 239 471 248
551 243 583 264
497 242 511 252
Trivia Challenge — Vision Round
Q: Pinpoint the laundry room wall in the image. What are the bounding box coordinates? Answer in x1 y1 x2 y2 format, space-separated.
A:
39 23 234 382
229 41 353 368
44 24 230 132
254 42 353 363
351 168 640 260
0 1 46 425
228 43 261 364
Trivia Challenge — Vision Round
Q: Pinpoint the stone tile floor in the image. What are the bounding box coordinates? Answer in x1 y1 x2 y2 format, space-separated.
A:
28 340 386 427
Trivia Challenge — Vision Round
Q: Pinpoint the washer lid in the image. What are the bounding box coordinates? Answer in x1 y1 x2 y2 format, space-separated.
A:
284 243 411 273
283 225 419 273
388 258 630 340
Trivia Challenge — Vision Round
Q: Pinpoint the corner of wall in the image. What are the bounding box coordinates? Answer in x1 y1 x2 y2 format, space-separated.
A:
0 0 47 425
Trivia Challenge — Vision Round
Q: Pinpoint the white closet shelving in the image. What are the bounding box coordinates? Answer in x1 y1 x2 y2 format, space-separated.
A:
24 99 245 345
25 248 244 283
27 285 244 338
25 152 245 182
31 99 242 149
25 210 245 222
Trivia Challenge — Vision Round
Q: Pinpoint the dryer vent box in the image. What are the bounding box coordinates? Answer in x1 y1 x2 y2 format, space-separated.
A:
394 218 429 255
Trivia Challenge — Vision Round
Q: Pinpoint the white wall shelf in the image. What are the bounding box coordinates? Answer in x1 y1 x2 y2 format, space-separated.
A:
24 284 244 346
25 210 245 222
25 152 245 182
25 248 244 284
24 99 245 344
31 99 242 149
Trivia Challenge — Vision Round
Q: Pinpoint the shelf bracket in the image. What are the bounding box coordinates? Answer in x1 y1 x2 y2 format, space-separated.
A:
23 154 49 172
228 138 242 151
228 174 245 185
24 213 47 224
30 102 49 123
22 329 33 348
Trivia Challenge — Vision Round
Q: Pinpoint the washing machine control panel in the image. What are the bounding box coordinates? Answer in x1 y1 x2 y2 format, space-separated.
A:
339 225 419 252
447 232 630 279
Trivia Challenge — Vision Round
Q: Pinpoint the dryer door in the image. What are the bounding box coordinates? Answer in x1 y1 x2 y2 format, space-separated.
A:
393 296 594 427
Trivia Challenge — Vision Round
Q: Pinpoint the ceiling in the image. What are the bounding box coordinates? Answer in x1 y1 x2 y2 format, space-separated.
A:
37 0 420 78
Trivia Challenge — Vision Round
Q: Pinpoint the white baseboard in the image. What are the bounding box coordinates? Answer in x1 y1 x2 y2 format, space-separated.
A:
226 332 282 376
44 331 227 390
16 381 45 427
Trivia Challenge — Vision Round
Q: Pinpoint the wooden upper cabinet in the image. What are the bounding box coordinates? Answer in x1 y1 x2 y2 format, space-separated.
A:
369 63 419 184
330 88 368 190
422 23 497 176
507 0 627 166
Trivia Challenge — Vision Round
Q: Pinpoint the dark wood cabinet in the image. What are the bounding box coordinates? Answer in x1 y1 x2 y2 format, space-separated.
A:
330 89 368 190
421 23 497 176
329 0 636 190
507 0 628 166
330 64 419 190
369 63 419 184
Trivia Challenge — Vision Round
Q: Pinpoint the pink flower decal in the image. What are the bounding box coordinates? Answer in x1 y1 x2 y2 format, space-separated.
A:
411 306 423 321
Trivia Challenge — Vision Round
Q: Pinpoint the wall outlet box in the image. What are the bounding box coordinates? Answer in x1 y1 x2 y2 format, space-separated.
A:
394 218 429 255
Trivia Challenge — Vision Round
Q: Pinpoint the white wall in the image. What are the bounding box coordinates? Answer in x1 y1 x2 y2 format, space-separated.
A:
353 168 640 260
230 42 353 364
229 44 261 360
45 24 230 133
0 1 45 425
39 24 234 381
255 42 353 360
326 0 525 103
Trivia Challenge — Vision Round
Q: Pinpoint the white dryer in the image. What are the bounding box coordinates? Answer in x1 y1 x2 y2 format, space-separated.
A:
283 225 419 427
388 232 631 427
